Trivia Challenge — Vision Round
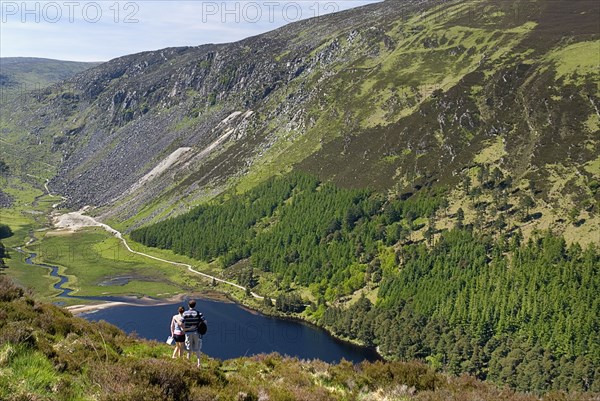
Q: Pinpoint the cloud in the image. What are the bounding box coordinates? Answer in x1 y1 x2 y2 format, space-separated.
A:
0 1 380 61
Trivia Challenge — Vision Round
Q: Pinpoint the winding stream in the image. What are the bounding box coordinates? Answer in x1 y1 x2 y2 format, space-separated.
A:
24 252 72 298
20 250 140 304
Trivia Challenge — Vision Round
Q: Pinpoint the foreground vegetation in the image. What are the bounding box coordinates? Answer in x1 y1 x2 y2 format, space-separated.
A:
132 172 600 393
0 275 596 401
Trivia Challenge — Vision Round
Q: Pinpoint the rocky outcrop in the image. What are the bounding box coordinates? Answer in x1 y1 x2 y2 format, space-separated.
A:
1 0 598 227
0 190 13 208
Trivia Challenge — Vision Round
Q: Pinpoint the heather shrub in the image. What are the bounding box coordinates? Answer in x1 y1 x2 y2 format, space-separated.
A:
0 276 596 401
0 275 23 302
0 321 37 348
132 358 190 400
284 385 334 401
92 360 138 398
383 360 438 391
327 359 356 389
0 299 37 329
33 304 76 337
357 360 395 386
181 360 226 388
188 386 221 401
102 386 168 401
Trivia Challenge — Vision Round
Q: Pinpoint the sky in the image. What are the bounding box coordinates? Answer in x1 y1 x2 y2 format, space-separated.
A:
0 1 380 62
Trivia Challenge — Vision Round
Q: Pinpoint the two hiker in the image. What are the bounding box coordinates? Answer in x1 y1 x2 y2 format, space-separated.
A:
170 299 206 367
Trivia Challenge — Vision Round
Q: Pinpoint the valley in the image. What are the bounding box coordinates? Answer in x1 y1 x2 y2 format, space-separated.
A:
0 0 599 398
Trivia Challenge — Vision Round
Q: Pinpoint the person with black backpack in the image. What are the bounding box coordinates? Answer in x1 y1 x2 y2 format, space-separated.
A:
183 299 206 367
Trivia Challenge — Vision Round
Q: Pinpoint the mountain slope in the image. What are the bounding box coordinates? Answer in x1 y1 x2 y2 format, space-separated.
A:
0 0 597 239
130 171 600 392
0 0 598 394
0 57 101 96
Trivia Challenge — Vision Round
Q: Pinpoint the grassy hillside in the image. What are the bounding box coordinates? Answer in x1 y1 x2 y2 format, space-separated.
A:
0 275 596 401
131 172 600 393
0 58 100 185
0 57 101 97
0 0 595 239
0 0 597 396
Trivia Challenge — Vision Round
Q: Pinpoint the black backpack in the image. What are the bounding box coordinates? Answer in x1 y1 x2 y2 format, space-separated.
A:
198 319 208 335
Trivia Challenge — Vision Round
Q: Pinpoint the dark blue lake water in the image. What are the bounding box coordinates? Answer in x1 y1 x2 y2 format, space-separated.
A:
83 299 380 364
22 250 379 363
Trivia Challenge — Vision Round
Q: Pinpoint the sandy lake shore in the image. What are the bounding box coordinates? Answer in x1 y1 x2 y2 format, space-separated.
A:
66 290 233 315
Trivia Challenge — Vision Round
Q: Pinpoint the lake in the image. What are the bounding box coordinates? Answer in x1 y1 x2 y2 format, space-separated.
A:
82 298 381 364
21 250 379 363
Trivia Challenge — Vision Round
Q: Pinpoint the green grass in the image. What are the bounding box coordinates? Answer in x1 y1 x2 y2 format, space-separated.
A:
274 50 291 62
0 118 61 180
121 236 208 269
126 237 288 308
545 41 600 84
381 155 401 164
1 278 591 401
585 113 600 133
106 191 174 232
474 136 507 164
584 156 600 177
0 185 43 244
0 58 100 95
505 21 538 34
0 170 253 303
31 228 197 298
349 16 537 129
10 349 58 392
0 176 65 299
0 344 73 400
233 149 293 195
173 115 198 131
3 250 62 300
